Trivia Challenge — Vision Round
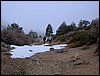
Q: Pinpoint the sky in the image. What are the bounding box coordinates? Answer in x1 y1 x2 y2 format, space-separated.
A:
1 1 99 35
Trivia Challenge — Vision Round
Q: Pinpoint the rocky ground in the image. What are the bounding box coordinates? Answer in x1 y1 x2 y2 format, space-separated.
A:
1 43 99 75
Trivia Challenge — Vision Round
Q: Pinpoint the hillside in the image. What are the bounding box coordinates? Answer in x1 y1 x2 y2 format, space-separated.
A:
1 18 99 75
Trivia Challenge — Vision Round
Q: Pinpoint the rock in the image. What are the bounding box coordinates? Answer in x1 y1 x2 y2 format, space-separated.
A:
5 52 12 56
68 57 80 62
50 48 54 51
10 47 15 50
29 50 33 52
73 61 84 65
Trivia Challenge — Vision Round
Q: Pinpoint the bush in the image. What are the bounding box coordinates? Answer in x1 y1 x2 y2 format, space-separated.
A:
68 41 83 48
54 35 67 42
67 24 99 47
1 42 10 52
67 30 85 44
1 30 34 46
55 18 99 48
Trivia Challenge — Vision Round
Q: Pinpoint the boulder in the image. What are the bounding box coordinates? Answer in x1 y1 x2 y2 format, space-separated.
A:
29 50 33 52
49 48 54 51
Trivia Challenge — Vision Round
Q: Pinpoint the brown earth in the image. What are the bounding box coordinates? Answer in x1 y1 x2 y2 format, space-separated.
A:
1 43 99 75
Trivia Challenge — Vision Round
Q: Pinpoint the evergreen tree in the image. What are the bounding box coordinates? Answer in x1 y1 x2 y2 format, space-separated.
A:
28 30 38 38
78 19 90 29
56 21 68 35
45 24 53 36
7 23 24 34
69 22 77 31
56 21 77 35
70 22 76 28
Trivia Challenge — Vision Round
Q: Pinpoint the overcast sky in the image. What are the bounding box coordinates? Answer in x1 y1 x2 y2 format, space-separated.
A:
1 1 99 35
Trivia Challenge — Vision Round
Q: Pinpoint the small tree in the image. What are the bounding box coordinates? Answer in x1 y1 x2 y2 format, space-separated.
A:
70 22 76 28
45 24 53 36
56 21 77 35
78 19 90 29
56 21 68 35
7 23 24 34
28 30 38 38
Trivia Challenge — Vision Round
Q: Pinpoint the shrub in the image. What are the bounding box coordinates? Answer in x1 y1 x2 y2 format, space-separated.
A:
67 30 85 44
1 29 34 46
68 22 99 47
54 35 67 42
68 41 83 48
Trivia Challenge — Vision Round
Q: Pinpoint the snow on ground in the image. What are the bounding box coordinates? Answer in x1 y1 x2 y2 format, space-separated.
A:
10 44 67 58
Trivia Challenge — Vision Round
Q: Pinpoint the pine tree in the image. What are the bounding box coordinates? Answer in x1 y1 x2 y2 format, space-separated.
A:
28 30 38 38
45 24 53 36
56 21 67 35
78 19 90 28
